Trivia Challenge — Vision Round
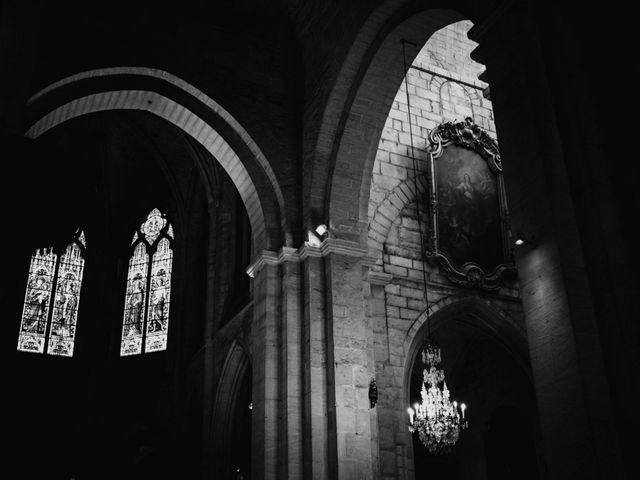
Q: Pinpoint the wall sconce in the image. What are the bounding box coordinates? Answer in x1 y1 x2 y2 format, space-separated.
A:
307 224 328 247
369 378 378 408
513 231 537 248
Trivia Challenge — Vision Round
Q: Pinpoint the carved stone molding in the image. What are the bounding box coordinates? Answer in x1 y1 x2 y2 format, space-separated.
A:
246 238 369 277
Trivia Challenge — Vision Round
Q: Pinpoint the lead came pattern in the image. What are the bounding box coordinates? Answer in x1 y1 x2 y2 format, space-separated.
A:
121 209 173 356
48 242 85 357
140 208 166 245
17 249 57 353
120 243 148 356
145 238 172 352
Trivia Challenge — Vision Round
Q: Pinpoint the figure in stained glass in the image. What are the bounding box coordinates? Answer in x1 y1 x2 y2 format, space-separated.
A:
48 240 85 357
25 272 51 332
121 209 173 355
125 274 145 336
18 232 85 356
54 276 77 331
149 269 167 332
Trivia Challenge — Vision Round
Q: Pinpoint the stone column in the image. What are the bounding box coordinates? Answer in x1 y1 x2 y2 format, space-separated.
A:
302 252 330 480
248 247 308 480
470 4 623 478
323 240 376 480
248 240 382 480
249 257 282 480
367 271 401 480
281 248 304 479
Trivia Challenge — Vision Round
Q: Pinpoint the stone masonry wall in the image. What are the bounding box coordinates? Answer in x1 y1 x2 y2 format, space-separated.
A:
367 21 525 479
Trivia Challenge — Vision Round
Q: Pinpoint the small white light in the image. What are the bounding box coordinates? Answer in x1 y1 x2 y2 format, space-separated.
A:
315 224 327 236
514 238 524 246
248 402 253 410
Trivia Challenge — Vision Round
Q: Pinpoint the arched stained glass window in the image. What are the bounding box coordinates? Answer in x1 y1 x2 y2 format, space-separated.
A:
120 209 173 356
17 229 86 356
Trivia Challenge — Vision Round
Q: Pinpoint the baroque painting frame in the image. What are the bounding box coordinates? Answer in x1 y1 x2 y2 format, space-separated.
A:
426 118 514 290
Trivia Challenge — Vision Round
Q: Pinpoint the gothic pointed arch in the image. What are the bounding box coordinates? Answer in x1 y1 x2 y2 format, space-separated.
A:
121 208 174 356
210 339 252 478
402 297 536 478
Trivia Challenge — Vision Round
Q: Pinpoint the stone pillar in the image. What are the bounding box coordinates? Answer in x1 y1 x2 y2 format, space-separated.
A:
281 249 304 479
250 258 282 480
302 253 329 480
248 247 311 480
470 4 623 478
367 271 403 480
248 240 380 480
323 241 376 479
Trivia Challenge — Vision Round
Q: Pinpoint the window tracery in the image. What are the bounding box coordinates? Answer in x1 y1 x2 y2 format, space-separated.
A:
120 209 173 356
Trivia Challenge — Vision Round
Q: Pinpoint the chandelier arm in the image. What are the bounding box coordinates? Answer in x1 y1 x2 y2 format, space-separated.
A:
401 40 432 340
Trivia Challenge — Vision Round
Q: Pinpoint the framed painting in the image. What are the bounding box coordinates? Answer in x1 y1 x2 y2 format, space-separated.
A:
426 118 514 289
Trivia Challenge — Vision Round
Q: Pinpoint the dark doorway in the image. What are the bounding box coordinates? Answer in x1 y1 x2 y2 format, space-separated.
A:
230 362 252 480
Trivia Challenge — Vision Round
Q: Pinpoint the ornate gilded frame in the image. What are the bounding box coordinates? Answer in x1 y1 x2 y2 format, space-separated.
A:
426 118 514 290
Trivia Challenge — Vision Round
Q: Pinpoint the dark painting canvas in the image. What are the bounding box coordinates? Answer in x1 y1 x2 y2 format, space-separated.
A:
434 145 502 272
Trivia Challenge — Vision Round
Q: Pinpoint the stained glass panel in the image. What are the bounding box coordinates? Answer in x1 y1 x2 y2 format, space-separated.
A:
18 249 57 353
145 238 173 353
120 242 148 356
48 242 85 357
140 208 166 245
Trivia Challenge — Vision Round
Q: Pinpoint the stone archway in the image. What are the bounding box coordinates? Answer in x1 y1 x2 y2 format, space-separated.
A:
210 339 253 479
306 5 466 241
403 298 538 480
24 67 285 254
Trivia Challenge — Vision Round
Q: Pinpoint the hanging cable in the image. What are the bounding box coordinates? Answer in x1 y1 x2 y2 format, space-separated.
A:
401 39 432 340
402 41 468 453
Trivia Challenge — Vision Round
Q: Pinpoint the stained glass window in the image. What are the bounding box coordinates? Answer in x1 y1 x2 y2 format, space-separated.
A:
17 230 86 356
120 243 148 356
120 209 173 356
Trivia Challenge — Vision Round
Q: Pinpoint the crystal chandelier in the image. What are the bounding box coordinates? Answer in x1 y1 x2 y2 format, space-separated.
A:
407 342 467 454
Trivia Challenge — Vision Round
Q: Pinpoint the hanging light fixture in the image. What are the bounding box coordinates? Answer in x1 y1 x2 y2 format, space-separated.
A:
407 342 467 453
400 38 468 453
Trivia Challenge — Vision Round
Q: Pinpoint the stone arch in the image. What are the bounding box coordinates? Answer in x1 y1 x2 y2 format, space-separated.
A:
427 72 446 92
401 295 535 478
25 68 285 253
367 173 429 262
307 3 469 241
439 80 475 121
210 339 252 478
402 295 530 400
